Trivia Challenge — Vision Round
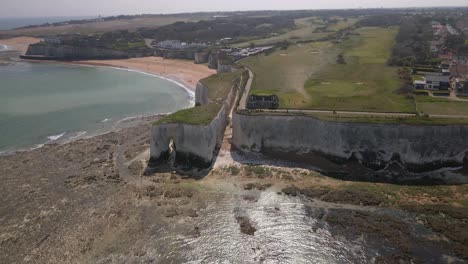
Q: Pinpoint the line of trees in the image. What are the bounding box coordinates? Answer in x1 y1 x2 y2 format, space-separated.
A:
388 16 433 67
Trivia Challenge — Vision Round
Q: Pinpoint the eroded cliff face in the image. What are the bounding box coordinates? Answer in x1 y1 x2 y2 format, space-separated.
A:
24 43 130 60
150 106 227 168
232 112 468 171
195 82 209 106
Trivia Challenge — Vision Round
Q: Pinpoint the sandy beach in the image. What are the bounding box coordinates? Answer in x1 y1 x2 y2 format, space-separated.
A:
0 37 215 91
0 37 40 54
72 57 215 91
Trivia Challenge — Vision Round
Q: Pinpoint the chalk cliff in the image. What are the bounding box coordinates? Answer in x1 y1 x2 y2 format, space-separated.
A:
195 82 209 106
23 43 131 60
232 112 468 171
150 106 227 168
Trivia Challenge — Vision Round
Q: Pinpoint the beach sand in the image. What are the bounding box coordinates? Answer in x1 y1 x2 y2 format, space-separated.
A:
73 57 216 91
0 37 40 54
0 37 215 90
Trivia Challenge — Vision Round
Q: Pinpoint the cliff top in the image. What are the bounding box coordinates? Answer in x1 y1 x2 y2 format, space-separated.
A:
154 103 222 126
200 69 245 102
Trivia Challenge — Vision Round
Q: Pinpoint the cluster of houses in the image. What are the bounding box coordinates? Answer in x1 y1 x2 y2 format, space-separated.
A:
221 46 275 61
430 21 459 56
413 21 468 96
152 40 208 50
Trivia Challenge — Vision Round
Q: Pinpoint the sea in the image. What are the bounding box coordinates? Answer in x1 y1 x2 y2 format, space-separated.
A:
0 60 193 154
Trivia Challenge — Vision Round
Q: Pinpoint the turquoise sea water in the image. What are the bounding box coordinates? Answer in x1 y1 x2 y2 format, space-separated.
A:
0 62 193 153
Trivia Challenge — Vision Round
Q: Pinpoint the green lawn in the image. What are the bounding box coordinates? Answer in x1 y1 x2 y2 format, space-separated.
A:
233 17 330 48
303 27 415 113
200 70 244 102
242 26 415 112
416 96 468 116
241 42 338 108
155 103 222 125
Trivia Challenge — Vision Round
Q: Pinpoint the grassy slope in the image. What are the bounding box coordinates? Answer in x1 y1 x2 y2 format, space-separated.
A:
241 41 337 108
200 70 242 102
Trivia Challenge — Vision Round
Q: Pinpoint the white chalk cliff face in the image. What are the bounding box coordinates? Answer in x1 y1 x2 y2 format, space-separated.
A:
25 44 129 59
233 112 468 171
150 106 227 168
195 82 209 106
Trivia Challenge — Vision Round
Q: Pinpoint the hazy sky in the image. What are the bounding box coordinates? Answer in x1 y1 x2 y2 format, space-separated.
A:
1 0 467 18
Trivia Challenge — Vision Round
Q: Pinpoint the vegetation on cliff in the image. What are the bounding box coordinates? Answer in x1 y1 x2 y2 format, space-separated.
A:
155 103 222 125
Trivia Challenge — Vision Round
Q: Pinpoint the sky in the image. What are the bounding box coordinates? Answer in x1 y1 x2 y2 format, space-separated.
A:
1 0 467 18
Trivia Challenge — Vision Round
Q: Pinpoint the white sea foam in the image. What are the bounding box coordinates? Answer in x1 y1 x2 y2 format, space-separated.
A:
47 132 66 142
0 44 8 52
101 118 111 123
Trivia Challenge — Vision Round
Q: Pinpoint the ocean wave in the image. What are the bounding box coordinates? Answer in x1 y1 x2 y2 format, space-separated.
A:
0 44 8 52
110 67 195 100
47 132 66 142
100 118 111 123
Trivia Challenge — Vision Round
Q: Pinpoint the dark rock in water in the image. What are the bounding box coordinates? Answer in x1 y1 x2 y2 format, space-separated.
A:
184 208 199 218
282 186 300 196
236 216 256 236
242 194 257 202
164 207 179 218
243 183 272 191
299 188 330 199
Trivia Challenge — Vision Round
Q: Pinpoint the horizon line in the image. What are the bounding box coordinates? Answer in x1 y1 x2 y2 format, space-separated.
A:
1 5 467 19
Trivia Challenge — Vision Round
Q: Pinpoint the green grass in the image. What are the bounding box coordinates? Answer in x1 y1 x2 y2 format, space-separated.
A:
301 27 416 113
233 17 331 48
154 103 222 125
237 110 468 125
200 70 243 102
416 96 468 116
242 26 414 112
241 42 338 108
326 18 359 31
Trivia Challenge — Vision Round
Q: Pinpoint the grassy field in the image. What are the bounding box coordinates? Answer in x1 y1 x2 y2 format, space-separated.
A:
234 17 359 48
240 41 338 108
155 103 222 125
242 26 415 112
302 27 416 113
416 96 468 116
200 70 244 102
238 110 468 125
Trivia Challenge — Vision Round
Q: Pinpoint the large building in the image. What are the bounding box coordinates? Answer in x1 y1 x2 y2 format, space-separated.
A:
425 74 451 90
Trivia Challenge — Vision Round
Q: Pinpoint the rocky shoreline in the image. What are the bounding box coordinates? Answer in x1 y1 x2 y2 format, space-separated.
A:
0 116 467 263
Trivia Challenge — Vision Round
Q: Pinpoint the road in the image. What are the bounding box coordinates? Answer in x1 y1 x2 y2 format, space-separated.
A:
238 67 253 111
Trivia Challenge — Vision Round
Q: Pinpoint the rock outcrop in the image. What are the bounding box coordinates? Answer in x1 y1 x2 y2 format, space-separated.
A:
232 112 468 171
194 50 210 64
